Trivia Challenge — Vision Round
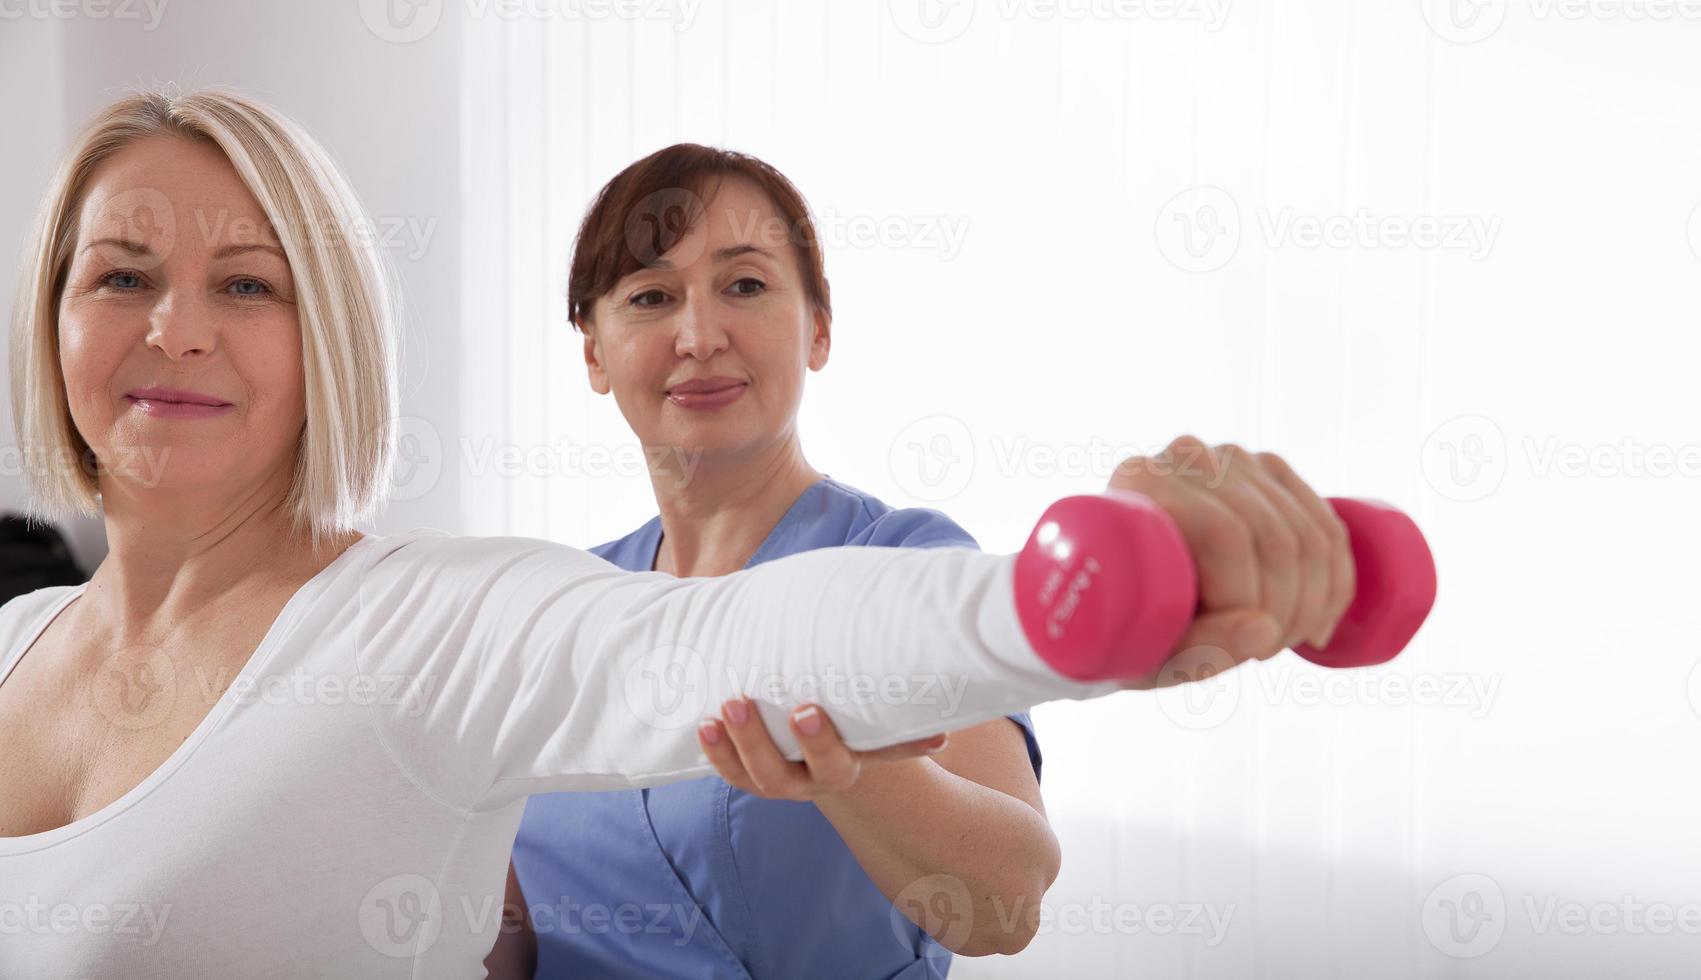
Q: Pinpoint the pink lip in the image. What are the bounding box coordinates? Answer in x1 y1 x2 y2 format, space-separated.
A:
124 386 235 421
666 377 748 411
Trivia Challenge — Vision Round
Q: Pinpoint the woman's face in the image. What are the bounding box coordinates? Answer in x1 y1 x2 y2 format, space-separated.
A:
56 136 306 504
583 177 830 468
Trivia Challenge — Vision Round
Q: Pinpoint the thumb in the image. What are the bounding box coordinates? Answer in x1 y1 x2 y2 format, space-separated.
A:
1121 610 1283 691
1175 609 1285 670
863 733 949 762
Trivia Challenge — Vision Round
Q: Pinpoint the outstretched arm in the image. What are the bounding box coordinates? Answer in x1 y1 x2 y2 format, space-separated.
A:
355 537 1105 813
354 439 1419 815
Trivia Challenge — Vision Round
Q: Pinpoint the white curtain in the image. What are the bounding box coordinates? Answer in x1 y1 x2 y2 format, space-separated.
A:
459 4 1701 976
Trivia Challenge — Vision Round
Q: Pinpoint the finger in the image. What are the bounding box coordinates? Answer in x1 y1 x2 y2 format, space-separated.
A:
861 733 948 762
698 719 760 794
1121 629 1261 691
1231 447 1334 646
1159 433 1220 486
1202 447 1302 645
788 705 861 792
1112 434 1211 492
1248 452 1334 647
1257 451 1356 647
1174 608 1286 671
720 698 809 798
1147 478 1261 622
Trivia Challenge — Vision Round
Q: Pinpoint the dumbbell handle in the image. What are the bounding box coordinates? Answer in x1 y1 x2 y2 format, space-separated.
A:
1013 492 1437 682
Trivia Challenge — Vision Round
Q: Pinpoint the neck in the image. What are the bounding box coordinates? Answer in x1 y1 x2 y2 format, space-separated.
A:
648 433 822 577
86 464 357 640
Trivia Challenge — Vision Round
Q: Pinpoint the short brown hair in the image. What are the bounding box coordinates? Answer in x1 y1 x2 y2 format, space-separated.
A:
567 143 831 330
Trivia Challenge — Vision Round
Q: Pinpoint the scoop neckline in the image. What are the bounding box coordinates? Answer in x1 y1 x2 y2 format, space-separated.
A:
0 533 376 854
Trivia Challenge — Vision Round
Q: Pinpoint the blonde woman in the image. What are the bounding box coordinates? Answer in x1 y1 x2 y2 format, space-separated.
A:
0 90 1355 978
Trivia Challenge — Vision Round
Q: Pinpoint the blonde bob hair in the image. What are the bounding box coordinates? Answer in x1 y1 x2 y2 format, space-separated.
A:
8 88 397 539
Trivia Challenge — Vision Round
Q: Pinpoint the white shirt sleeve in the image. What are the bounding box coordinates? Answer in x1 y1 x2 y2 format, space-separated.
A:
352 531 1114 812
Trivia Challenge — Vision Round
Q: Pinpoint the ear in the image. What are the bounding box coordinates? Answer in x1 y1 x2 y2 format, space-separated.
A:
582 325 611 395
806 307 832 372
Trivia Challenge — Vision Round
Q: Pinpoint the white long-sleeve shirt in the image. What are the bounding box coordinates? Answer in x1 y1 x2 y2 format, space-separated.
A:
0 529 1112 978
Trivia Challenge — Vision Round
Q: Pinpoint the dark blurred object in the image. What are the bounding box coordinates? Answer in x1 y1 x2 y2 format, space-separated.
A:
1 513 88 603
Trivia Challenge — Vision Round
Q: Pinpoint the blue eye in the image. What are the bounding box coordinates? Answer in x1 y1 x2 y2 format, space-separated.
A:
228 278 271 297
101 270 145 290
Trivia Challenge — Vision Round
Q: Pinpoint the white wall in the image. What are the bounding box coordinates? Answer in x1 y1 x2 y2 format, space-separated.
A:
0 18 102 564
0 20 61 514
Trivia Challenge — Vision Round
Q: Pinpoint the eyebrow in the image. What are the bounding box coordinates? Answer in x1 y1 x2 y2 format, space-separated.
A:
77 240 287 261
81 238 152 256
213 243 287 261
648 243 775 271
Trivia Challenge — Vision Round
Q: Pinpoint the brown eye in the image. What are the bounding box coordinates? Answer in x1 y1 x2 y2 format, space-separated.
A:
728 277 765 297
630 289 668 308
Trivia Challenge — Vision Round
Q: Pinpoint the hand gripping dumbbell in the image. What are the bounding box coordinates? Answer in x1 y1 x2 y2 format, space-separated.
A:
1013 491 1437 682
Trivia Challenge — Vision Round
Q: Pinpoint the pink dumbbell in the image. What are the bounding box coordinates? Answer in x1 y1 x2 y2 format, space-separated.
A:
1013 491 1437 682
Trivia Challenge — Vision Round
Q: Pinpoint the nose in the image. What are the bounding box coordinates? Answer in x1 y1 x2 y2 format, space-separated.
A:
673 291 730 361
144 290 218 361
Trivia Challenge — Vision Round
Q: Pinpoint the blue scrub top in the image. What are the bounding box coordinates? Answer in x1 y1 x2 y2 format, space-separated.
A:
513 477 1042 979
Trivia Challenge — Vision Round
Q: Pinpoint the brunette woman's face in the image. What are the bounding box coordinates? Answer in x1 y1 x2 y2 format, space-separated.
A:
582 177 829 468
